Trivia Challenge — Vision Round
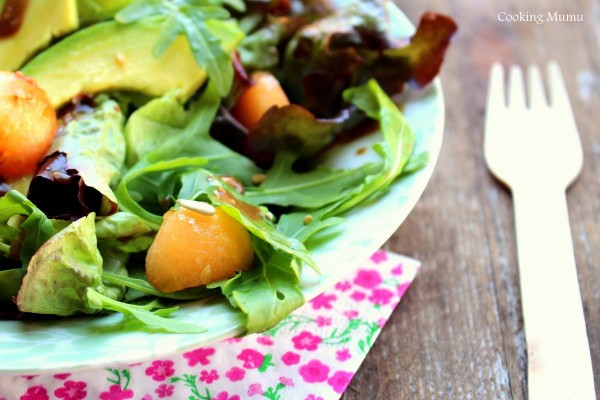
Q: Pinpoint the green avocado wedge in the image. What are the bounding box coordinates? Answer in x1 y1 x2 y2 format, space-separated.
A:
77 0 134 24
0 0 79 70
21 18 244 109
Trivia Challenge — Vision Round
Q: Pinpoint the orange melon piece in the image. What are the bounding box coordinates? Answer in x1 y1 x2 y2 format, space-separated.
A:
231 71 290 130
145 206 254 293
0 71 57 181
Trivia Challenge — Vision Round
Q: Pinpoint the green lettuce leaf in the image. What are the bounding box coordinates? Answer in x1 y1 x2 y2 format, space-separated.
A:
95 211 155 253
0 190 55 268
0 268 24 302
16 212 206 332
27 96 126 219
17 214 103 316
125 83 261 183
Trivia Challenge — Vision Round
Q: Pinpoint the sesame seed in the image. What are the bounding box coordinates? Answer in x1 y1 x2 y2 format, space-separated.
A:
251 173 268 185
177 199 216 216
115 52 126 68
264 211 275 221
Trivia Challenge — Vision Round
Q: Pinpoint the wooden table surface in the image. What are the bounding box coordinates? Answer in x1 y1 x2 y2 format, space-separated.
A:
343 0 600 398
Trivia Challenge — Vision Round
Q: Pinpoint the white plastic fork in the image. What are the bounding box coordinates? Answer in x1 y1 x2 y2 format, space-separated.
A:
484 62 596 399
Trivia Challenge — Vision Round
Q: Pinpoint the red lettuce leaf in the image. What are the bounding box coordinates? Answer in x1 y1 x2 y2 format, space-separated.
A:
282 2 457 117
243 104 351 165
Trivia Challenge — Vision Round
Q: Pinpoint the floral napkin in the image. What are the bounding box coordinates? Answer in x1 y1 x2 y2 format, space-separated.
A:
0 250 419 400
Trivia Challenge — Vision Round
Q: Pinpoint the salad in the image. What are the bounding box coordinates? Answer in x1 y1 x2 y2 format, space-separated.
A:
0 0 456 334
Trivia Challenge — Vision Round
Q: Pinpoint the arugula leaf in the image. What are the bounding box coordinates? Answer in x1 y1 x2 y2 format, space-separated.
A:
333 79 416 215
116 0 245 96
177 170 317 271
116 157 209 230
276 203 345 244
213 239 304 333
245 151 380 208
98 243 130 301
86 289 206 333
102 271 213 300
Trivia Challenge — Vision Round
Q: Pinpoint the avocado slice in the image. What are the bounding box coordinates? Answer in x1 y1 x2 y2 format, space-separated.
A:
22 18 244 108
77 0 133 24
0 0 79 70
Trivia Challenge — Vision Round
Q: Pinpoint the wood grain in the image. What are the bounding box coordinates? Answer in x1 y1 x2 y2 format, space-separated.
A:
342 0 600 398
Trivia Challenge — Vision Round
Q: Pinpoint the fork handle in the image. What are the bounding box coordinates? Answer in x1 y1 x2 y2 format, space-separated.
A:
512 185 596 399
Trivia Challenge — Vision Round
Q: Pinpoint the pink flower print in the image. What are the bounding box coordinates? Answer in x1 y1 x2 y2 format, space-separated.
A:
247 383 264 396
369 250 387 263
397 281 411 298
155 384 174 398
99 385 134 400
237 349 264 369
214 391 240 400
281 351 300 365
279 376 294 387
335 280 351 291
391 263 404 276
350 291 366 301
183 347 215 366
141 395 152 400
256 335 274 346
343 310 359 319
336 348 352 362
305 395 324 400
20 386 49 400
354 269 383 289
298 359 330 383
53 373 71 380
327 370 354 394
310 293 336 310
225 366 246 382
54 381 87 400
292 331 322 351
199 369 219 384
145 360 175 381
314 316 331 327
226 338 242 344
368 288 395 306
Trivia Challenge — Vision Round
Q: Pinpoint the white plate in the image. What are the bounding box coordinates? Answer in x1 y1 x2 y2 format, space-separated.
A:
0 2 444 375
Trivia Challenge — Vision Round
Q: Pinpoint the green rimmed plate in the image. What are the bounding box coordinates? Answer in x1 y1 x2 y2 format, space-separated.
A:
0 1 445 375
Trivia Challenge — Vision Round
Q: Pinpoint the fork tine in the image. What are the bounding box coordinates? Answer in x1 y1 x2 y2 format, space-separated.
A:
527 64 547 107
487 63 506 110
508 65 526 108
547 61 573 112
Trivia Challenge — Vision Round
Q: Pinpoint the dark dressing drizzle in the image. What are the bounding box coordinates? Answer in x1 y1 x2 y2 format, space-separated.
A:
0 0 29 39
